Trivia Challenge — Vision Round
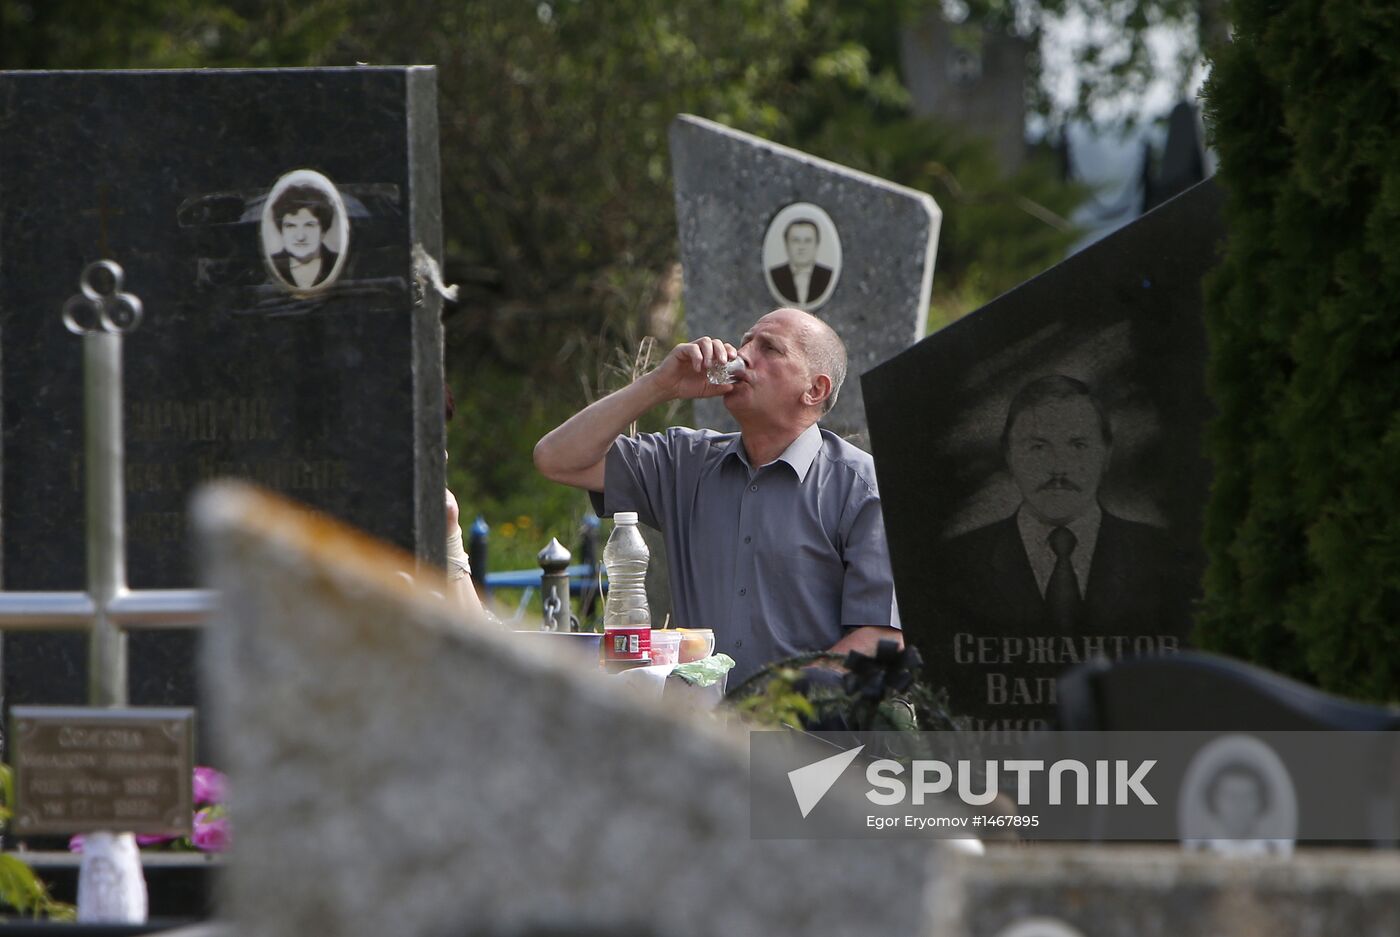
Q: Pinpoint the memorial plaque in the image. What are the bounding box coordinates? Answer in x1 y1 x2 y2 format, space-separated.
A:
9 706 195 836
865 180 1225 731
0 68 446 713
670 114 940 444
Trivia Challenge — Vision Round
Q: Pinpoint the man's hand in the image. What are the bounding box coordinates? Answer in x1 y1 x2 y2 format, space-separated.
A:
445 487 461 530
534 336 740 492
828 626 904 658
650 337 741 402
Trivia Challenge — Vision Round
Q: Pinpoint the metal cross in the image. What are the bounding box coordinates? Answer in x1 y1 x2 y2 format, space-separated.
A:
0 261 216 708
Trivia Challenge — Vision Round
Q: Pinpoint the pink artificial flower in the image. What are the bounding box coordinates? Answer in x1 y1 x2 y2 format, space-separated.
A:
192 766 227 806
192 807 231 852
68 834 84 853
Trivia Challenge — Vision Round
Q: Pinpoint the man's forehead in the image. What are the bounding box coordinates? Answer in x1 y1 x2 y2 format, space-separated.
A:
745 309 808 340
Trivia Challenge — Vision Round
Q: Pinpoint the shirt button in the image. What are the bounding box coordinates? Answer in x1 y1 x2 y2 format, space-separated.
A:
743 535 752 544
738 587 747 596
750 484 758 492
735 640 743 648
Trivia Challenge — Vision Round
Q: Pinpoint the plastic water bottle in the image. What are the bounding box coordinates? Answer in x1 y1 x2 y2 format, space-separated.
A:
603 511 651 661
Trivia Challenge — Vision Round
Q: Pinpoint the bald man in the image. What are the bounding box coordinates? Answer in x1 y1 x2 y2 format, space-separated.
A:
535 308 901 684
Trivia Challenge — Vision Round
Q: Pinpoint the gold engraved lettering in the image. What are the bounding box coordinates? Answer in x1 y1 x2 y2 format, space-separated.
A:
210 459 349 492
126 462 183 494
129 398 278 443
114 799 155 819
58 726 146 750
130 512 184 543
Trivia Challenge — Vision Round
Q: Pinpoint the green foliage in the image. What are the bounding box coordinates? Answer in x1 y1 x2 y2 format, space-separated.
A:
796 107 1084 331
0 0 348 69
0 857 76 922
1 0 1088 601
0 765 76 921
1198 0 1400 701
732 666 818 729
916 0 1206 129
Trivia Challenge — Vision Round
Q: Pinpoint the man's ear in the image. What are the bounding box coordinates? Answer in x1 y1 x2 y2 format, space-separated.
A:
804 374 833 409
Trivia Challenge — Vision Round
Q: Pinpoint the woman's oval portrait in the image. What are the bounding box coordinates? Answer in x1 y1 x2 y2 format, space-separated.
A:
261 169 350 295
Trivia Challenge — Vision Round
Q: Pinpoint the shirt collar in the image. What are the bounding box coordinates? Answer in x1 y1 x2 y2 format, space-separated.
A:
1016 501 1103 552
723 423 822 482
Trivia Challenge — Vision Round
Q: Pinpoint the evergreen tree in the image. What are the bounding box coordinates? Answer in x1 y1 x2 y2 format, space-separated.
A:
1198 0 1400 701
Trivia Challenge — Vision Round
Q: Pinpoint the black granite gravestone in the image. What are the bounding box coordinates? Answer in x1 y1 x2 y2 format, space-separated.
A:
0 69 445 713
1058 650 1400 732
1057 651 1400 849
864 179 1224 731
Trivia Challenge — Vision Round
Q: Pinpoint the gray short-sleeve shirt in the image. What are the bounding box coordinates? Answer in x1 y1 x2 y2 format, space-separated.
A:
591 423 900 685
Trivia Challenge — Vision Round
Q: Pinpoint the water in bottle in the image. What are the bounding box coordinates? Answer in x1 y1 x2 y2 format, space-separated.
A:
603 511 651 662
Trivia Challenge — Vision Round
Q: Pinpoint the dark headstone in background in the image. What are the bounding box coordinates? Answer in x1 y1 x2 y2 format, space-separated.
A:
864 179 1224 731
1058 651 1400 732
1056 651 1400 849
0 68 445 713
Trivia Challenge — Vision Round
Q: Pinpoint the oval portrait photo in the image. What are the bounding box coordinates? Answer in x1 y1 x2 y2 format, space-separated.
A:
993 919 1087 937
261 169 350 295
762 202 841 311
1177 733 1298 857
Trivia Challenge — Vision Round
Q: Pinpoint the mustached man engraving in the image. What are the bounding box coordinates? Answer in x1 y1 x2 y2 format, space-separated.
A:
936 375 1188 637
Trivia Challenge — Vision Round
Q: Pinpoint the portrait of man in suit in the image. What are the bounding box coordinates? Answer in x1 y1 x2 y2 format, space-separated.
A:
768 218 834 306
267 183 341 291
936 374 1188 637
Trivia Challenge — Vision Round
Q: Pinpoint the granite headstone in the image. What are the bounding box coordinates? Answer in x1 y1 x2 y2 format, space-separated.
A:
193 482 939 937
864 179 1225 731
0 68 445 714
670 114 941 444
1058 651 1400 852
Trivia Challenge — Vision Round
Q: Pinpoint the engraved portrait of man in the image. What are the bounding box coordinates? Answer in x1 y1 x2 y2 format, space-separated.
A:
935 374 1188 637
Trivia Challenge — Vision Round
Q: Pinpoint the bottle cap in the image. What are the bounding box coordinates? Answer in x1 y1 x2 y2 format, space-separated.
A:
613 511 639 525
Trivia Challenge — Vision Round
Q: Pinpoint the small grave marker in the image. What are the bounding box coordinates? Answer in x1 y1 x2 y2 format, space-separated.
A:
10 706 194 837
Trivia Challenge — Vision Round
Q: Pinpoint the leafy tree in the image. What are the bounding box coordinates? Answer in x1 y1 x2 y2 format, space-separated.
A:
932 0 1208 127
0 0 1093 571
1197 0 1400 701
0 0 346 69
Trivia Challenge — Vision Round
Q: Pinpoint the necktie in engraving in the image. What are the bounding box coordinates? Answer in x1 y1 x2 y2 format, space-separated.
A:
1046 526 1081 630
